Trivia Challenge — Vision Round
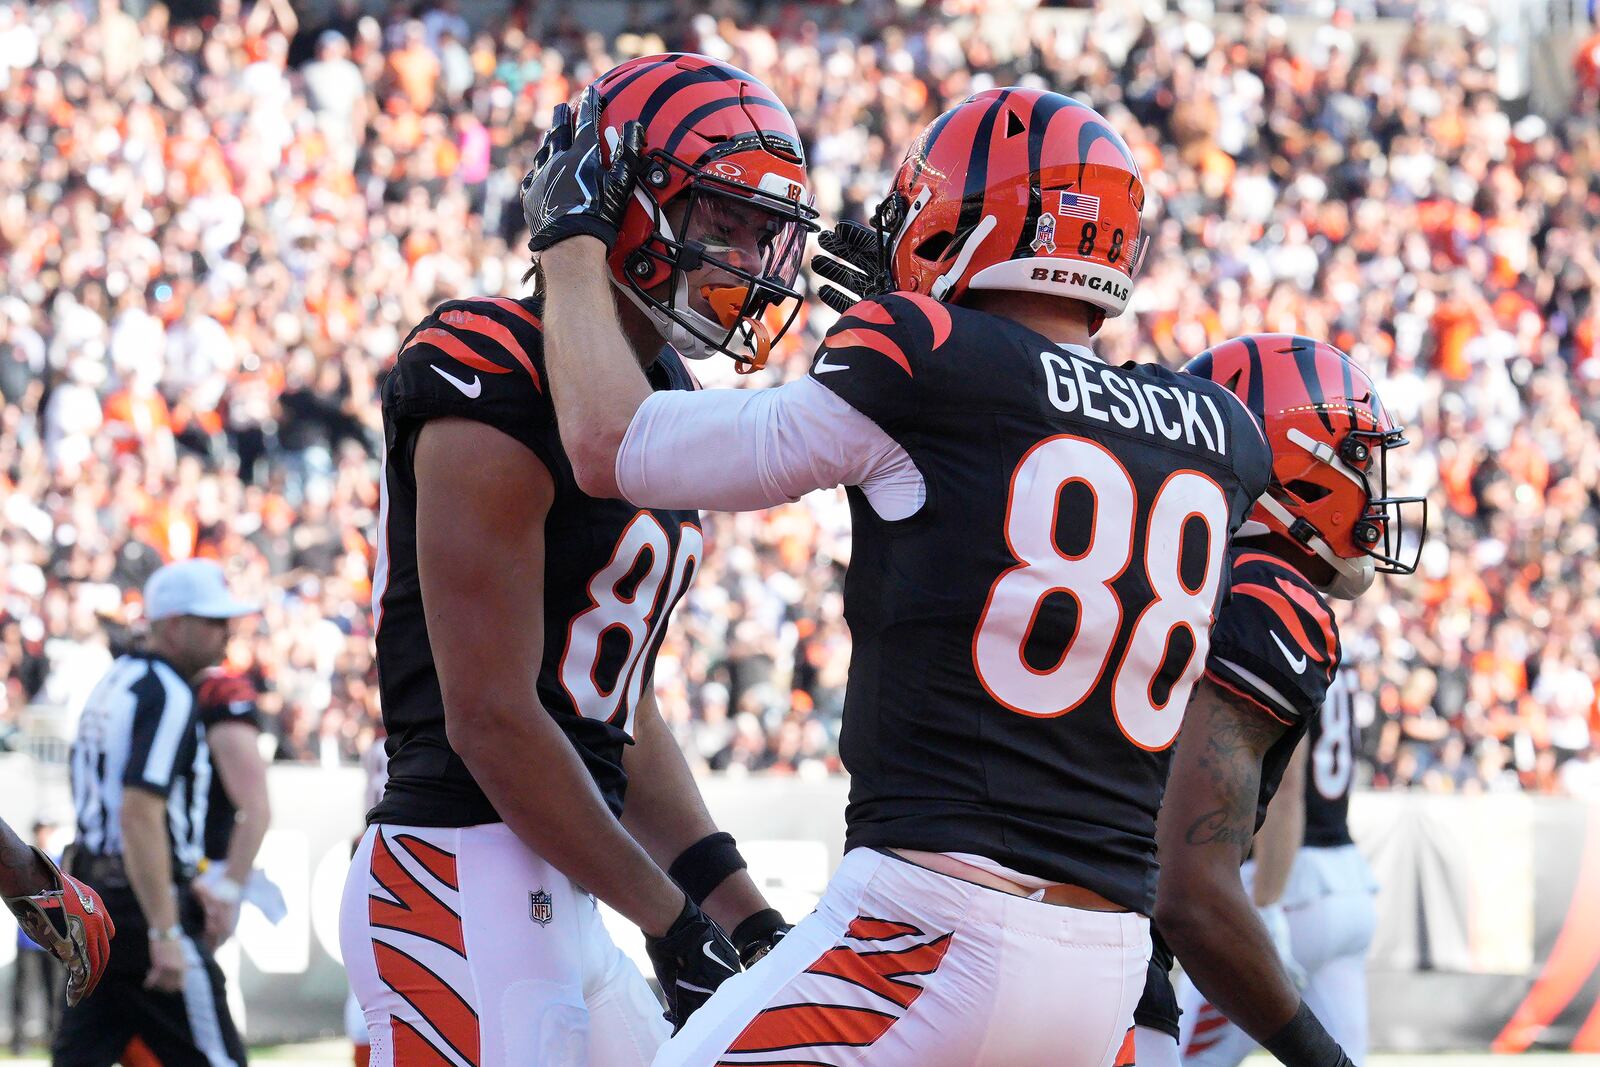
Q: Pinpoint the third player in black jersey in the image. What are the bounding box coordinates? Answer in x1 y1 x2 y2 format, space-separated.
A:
1145 335 1424 1067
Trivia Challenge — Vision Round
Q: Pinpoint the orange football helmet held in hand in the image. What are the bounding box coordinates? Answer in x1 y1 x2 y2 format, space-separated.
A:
5 847 116 1005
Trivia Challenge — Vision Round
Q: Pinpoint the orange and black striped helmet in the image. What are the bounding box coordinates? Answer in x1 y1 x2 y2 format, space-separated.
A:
590 54 817 370
1184 335 1428 598
874 87 1147 328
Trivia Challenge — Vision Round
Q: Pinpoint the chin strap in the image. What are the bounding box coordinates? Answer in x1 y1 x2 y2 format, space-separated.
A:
1254 493 1375 599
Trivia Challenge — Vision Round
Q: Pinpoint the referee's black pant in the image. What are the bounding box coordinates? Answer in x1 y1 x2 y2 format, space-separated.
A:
52 884 246 1067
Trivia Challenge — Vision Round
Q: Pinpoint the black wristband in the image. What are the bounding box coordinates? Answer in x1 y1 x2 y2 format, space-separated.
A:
1262 1002 1353 1067
731 909 785 950
668 832 747 905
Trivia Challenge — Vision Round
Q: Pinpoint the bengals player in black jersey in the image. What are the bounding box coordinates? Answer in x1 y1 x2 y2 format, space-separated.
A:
532 87 1275 1065
1132 335 1426 1067
338 55 817 1067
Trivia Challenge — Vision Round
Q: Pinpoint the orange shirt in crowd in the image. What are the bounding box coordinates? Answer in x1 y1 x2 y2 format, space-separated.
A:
102 388 171 458
389 45 441 111
1430 299 1478 380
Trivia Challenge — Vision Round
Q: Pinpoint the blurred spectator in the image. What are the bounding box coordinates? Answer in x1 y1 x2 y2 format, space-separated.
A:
1 0 1597 796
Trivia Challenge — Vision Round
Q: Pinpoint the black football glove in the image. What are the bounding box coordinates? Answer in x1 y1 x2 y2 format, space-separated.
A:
810 218 893 314
731 907 790 968
521 86 644 254
645 897 741 1033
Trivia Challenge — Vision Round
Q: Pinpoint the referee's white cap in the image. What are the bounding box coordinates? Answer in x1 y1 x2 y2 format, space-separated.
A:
143 560 258 621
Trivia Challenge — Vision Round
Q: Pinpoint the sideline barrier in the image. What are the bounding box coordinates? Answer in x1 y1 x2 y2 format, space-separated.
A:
1 758 1595 1050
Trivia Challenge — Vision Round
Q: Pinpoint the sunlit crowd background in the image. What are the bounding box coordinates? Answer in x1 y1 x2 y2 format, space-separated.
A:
2 0 1599 799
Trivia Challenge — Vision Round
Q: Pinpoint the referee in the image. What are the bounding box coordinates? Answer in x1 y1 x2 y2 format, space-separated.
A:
55 560 256 1067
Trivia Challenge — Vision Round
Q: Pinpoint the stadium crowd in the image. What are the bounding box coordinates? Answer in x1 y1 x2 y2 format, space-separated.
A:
1 0 1598 798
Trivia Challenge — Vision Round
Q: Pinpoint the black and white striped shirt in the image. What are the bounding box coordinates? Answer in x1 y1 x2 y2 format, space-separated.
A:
71 652 211 876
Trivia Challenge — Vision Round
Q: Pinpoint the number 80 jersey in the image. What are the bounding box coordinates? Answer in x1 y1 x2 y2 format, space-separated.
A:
812 294 1273 915
369 296 702 827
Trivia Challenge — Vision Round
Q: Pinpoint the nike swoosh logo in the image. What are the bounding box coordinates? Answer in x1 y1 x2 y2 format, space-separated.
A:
813 352 848 374
1270 631 1308 674
431 364 482 398
703 942 735 972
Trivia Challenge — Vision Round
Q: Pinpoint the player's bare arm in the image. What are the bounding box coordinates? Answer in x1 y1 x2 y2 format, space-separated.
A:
1251 739 1307 909
200 719 271 947
540 236 651 499
623 690 786 959
414 416 684 938
2 815 114 1005
0 817 51 898
1157 676 1298 1034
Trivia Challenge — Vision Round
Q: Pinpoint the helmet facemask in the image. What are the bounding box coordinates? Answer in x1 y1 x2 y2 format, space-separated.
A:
1260 424 1429 599
616 144 816 372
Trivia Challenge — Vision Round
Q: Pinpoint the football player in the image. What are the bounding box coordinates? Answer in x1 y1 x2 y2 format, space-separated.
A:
1133 335 1425 1067
338 54 815 1067
1166 654 1380 1067
2 814 114 1006
528 87 1274 1064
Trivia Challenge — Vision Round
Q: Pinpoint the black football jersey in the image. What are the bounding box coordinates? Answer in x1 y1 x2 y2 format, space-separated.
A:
810 293 1273 914
1304 663 1358 847
1136 548 1343 1032
195 669 262 863
369 296 702 826
1203 549 1343 827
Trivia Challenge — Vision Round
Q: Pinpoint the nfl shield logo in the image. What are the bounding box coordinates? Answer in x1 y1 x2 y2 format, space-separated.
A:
530 889 554 926
1031 213 1057 254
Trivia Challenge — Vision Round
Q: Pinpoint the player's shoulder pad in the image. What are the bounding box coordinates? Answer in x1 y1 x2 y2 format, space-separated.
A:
389 296 547 406
809 291 954 425
196 670 256 709
1206 550 1342 726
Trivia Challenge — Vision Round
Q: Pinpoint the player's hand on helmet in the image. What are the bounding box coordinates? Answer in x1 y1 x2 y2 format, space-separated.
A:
645 895 741 1033
731 907 791 968
522 86 645 254
3 847 116 1005
811 218 893 314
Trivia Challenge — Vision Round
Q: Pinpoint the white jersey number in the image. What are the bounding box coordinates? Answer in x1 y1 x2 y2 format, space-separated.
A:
973 435 1231 750
1314 670 1356 800
559 513 702 735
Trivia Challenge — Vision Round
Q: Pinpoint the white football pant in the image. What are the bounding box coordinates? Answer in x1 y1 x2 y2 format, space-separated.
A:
1175 844 1377 1067
654 847 1150 1067
340 823 669 1067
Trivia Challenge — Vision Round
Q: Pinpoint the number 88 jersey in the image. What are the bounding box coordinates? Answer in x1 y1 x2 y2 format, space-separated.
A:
369 296 702 828
813 294 1273 915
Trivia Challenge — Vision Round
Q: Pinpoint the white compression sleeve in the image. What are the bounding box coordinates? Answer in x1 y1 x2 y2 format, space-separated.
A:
615 376 925 519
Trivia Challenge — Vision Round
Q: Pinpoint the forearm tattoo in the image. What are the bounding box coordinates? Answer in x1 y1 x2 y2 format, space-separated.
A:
1181 693 1281 850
